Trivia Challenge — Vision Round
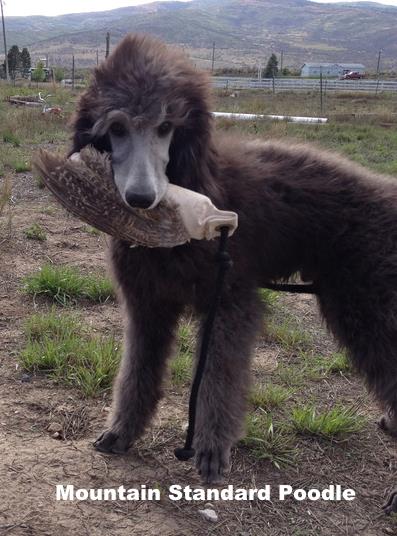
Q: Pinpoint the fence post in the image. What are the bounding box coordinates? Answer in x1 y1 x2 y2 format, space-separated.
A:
320 69 323 114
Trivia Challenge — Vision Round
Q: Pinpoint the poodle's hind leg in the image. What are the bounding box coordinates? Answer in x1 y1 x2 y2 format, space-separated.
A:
193 287 263 484
94 293 183 455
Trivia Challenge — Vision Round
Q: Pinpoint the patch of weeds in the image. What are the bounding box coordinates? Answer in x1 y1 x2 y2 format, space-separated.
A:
326 351 351 374
84 225 101 236
249 383 291 410
299 351 351 379
23 264 114 305
275 364 306 388
3 130 20 146
170 322 194 387
259 288 279 308
298 352 330 381
24 223 47 241
291 405 366 440
24 309 80 341
267 319 312 353
40 206 57 216
83 274 115 303
20 310 120 397
241 412 296 468
14 160 31 173
35 174 46 189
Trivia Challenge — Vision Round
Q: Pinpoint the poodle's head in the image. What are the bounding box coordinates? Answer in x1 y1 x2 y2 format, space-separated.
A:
71 34 214 209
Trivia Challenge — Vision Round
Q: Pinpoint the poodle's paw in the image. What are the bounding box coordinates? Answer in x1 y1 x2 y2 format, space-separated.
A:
379 410 397 437
93 429 133 454
195 445 231 484
383 489 397 515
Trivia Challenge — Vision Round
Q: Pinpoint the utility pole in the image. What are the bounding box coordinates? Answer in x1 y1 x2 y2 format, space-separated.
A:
376 49 382 77
280 50 284 75
0 0 9 81
72 55 75 90
105 32 110 59
96 49 99 66
211 42 215 73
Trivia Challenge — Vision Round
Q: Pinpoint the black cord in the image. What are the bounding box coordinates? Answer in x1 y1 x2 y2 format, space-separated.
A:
174 230 317 462
175 226 232 461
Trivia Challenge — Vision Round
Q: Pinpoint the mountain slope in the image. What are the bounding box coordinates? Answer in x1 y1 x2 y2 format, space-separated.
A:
3 0 397 70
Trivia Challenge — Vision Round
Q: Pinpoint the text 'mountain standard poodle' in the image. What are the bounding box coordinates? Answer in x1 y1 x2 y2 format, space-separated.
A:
70 34 397 487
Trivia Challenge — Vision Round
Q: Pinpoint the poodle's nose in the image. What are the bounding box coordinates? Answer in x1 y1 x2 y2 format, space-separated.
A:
125 189 155 209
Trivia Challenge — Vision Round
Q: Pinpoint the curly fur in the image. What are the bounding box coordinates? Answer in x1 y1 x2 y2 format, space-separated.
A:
70 34 397 483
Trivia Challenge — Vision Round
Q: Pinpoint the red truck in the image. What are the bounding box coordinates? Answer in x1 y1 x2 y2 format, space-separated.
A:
340 71 364 80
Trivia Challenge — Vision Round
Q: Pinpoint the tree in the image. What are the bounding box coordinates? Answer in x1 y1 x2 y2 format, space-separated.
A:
20 47 31 73
53 66 64 82
31 60 46 83
7 45 21 79
264 53 279 78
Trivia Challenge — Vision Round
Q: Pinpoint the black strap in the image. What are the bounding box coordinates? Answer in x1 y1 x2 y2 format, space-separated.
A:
175 226 232 461
174 231 317 462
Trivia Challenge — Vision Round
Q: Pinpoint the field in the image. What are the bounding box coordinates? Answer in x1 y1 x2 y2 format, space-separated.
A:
1 83 397 535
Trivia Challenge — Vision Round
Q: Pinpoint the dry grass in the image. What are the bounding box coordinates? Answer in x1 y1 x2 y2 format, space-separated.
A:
0 175 12 243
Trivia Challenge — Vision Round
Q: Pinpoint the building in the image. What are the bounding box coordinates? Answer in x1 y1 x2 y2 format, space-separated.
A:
301 63 366 77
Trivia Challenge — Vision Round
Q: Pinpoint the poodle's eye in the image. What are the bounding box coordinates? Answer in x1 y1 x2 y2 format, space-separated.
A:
109 122 128 138
157 121 173 137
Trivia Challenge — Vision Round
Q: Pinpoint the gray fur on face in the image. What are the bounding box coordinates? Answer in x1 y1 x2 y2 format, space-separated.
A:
92 110 171 209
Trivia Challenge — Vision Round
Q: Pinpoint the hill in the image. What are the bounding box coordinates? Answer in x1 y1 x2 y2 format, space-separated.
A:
2 0 397 71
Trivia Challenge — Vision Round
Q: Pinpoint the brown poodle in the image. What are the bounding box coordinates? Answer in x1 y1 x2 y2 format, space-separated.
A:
70 34 397 490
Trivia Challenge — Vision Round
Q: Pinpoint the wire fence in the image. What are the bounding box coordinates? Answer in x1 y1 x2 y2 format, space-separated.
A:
213 77 397 93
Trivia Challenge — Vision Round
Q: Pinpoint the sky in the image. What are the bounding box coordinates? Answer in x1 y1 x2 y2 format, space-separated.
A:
1 0 397 17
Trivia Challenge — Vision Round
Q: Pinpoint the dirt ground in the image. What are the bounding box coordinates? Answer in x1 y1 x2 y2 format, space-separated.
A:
1 168 397 536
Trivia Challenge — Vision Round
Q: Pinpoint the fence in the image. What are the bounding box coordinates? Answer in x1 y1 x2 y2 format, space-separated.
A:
213 77 397 93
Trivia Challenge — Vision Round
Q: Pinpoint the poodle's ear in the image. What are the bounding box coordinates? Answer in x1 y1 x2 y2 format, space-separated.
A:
69 112 94 155
166 108 218 194
69 110 111 156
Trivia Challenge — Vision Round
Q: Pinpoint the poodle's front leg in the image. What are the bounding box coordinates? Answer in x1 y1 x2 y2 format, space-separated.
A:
94 297 182 454
193 289 263 483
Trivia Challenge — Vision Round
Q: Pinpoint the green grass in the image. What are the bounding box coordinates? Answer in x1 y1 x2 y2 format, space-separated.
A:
35 174 46 189
23 264 114 305
291 405 366 440
241 413 296 468
24 223 47 241
259 288 279 308
20 310 120 397
325 351 351 374
249 383 291 410
84 225 101 236
169 322 194 387
215 89 397 176
40 206 57 216
215 89 397 119
267 319 312 353
216 119 397 176
275 364 307 388
297 351 352 380
3 130 20 146
0 85 73 176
